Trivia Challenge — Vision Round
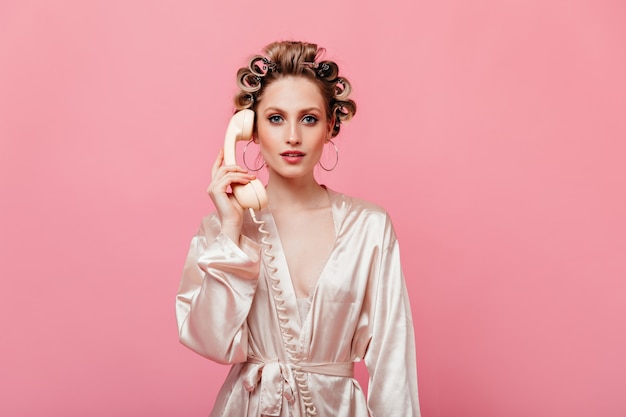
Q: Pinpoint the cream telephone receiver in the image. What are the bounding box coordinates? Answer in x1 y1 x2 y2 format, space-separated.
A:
223 109 268 211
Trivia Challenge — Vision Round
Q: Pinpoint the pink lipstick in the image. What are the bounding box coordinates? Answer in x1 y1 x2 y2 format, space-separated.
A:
280 150 305 164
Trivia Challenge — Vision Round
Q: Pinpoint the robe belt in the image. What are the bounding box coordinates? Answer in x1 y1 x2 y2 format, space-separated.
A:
242 358 354 416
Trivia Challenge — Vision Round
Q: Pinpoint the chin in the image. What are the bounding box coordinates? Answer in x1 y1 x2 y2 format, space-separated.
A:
270 166 316 180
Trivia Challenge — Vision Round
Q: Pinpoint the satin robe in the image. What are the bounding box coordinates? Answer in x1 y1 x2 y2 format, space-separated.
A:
176 188 420 416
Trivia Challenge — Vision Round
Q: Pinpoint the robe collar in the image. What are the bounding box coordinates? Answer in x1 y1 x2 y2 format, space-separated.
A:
253 187 350 353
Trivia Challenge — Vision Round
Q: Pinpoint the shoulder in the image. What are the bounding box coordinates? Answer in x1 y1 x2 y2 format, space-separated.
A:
328 188 394 232
329 187 387 214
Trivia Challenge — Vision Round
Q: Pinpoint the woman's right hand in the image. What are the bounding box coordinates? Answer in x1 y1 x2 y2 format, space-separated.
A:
207 148 257 244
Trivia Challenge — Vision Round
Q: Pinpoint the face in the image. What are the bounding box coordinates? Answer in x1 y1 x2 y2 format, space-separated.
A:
255 76 333 182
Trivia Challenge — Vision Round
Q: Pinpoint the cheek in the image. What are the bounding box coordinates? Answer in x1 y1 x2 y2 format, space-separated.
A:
256 131 284 160
256 124 278 145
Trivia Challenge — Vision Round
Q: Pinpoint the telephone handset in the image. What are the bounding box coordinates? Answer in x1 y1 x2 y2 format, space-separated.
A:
223 109 268 211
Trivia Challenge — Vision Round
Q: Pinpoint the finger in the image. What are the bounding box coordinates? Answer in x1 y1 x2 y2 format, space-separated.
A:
213 164 252 182
227 173 257 185
218 163 249 174
215 172 257 190
211 148 224 179
208 172 256 195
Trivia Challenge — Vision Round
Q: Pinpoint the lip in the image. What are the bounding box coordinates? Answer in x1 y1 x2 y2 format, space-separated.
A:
280 150 306 156
280 150 306 164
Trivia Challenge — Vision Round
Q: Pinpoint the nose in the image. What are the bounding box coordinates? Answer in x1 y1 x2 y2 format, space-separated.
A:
286 123 301 145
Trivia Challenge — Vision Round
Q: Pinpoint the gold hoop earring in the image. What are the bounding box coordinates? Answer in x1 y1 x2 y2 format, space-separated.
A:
318 140 339 171
243 139 266 171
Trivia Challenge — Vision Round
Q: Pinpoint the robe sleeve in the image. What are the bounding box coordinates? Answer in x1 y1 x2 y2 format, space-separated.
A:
364 214 421 416
176 214 261 364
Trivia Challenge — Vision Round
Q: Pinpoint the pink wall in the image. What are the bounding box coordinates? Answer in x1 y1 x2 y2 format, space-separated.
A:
1 1 625 416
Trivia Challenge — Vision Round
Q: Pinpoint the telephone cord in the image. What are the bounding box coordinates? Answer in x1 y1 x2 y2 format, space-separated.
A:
249 208 318 416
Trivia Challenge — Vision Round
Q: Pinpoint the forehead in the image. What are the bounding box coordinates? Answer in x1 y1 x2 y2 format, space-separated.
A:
257 76 326 111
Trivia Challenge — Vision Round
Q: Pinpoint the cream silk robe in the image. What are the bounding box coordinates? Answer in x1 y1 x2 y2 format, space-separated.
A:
176 188 420 416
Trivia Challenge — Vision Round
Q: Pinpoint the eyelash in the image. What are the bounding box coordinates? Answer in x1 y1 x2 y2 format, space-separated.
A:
267 115 319 125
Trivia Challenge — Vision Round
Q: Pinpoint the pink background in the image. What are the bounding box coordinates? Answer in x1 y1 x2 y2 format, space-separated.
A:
1 0 625 416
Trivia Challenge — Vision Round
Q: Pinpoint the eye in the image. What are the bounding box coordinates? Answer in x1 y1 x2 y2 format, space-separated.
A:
302 115 318 125
268 114 284 124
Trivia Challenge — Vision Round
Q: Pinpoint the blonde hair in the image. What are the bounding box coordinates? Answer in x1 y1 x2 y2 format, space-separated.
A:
233 41 357 138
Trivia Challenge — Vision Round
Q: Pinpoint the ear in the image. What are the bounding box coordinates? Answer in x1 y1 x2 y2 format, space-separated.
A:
326 117 335 141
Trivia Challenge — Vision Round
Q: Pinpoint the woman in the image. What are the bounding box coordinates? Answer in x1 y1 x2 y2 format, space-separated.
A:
176 40 420 416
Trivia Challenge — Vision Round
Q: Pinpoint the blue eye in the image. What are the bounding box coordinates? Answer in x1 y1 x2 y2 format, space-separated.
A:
268 115 283 124
302 115 318 124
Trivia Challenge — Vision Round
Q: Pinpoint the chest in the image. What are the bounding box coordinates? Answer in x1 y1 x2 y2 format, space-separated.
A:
273 208 336 299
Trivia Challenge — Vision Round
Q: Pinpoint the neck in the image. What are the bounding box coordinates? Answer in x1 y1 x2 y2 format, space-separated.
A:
266 172 329 211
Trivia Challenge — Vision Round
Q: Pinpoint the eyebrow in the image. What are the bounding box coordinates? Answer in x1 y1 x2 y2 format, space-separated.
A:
263 106 324 114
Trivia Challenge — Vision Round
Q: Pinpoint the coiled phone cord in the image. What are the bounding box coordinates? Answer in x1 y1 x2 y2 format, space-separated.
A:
249 208 318 416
